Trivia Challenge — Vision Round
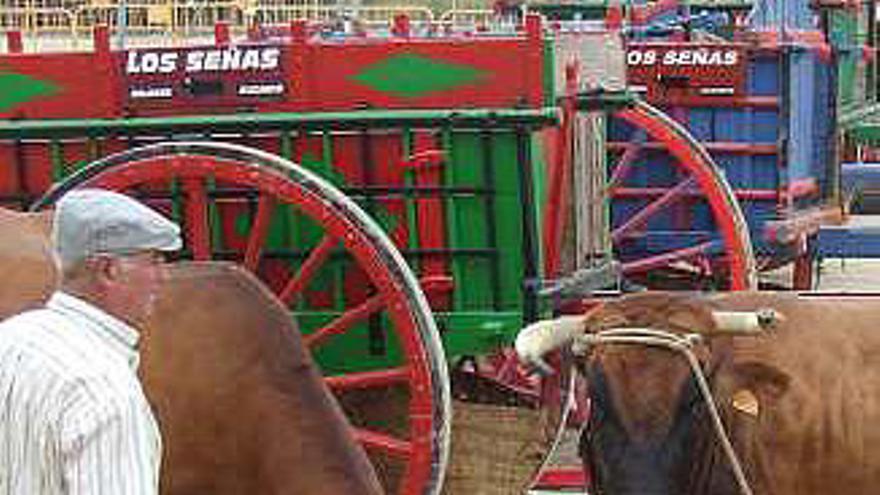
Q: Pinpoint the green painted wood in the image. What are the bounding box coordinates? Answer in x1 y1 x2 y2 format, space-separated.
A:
441 127 464 313
206 176 224 253
479 129 502 310
435 311 524 357
297 309 525 371
831 9 867 111
848 122 880 142
49 139 64 183
0 72 58 111
280 128 293 160
401 127 421 254
169 178 184 235
494 132 531 313
544 35 557 101
351 54 489 99
296 312 405 374
448 131 494 311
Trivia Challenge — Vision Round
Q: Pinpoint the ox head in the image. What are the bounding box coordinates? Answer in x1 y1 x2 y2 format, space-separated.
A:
517 292 790 495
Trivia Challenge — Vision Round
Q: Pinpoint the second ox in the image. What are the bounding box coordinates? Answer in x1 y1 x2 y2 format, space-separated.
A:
517 291 880 495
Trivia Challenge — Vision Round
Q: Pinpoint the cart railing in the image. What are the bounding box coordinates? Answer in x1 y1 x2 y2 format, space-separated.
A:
0 107 558 357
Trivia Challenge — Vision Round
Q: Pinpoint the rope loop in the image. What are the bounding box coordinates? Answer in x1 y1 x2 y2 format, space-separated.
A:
574 327 754 495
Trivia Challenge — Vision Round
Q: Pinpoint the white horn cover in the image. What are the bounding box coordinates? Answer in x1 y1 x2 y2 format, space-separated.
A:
515 315 586 373
711 308 782 333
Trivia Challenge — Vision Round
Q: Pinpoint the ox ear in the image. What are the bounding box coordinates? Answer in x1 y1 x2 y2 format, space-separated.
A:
729 361 791 402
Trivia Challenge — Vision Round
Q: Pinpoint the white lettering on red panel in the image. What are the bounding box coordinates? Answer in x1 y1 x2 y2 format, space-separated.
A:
627 49 738 66
126 47 281 74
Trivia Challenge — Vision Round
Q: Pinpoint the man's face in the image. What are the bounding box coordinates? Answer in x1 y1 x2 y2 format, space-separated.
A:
109 250 168 324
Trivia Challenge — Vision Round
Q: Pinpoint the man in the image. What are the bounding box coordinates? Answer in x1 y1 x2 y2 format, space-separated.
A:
0 189 181 494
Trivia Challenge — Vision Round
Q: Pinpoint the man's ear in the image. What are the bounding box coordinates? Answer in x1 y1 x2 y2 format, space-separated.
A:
89 256 120 286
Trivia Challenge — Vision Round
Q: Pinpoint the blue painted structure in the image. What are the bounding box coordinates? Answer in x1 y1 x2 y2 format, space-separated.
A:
814 163 880 258
608 1 838 278
817 215 880 257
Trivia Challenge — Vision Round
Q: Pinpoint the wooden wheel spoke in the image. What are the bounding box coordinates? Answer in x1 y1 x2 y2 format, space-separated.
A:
621 240 717 274
243 194 276 272
325 366 410 391
607 131 646 189
354 428 413 459
304 294 385 348
611 177 696 243
279 234 337 304
181 176 211 260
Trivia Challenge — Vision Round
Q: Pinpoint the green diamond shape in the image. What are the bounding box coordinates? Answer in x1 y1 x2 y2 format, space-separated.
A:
0 71 59 111
351 54 487 99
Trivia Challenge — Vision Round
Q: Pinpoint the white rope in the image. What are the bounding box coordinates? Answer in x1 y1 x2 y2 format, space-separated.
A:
575 328 754 495
528 358 579 491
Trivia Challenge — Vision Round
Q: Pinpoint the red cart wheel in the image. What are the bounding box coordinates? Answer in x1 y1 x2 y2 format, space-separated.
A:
608 100 756 290
32 141 450 495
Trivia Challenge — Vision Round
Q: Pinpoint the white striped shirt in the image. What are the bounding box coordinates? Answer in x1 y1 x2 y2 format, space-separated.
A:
0 292 161 495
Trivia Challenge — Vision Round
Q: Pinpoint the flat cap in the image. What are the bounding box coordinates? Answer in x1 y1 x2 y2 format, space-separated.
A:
52 188 182 268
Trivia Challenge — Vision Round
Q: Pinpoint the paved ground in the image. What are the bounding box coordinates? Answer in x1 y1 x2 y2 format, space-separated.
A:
761 259 880 293
811 258 880 291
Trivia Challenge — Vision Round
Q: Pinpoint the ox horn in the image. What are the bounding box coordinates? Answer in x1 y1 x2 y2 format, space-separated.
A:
515 315 587 375
710 308 784 334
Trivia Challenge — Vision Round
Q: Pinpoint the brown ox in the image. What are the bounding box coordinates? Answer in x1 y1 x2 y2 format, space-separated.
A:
0 208 384 495
518 291 880 495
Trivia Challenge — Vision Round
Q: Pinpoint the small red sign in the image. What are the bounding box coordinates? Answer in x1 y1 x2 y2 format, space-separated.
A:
626 43 747 101
120 45 287 113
